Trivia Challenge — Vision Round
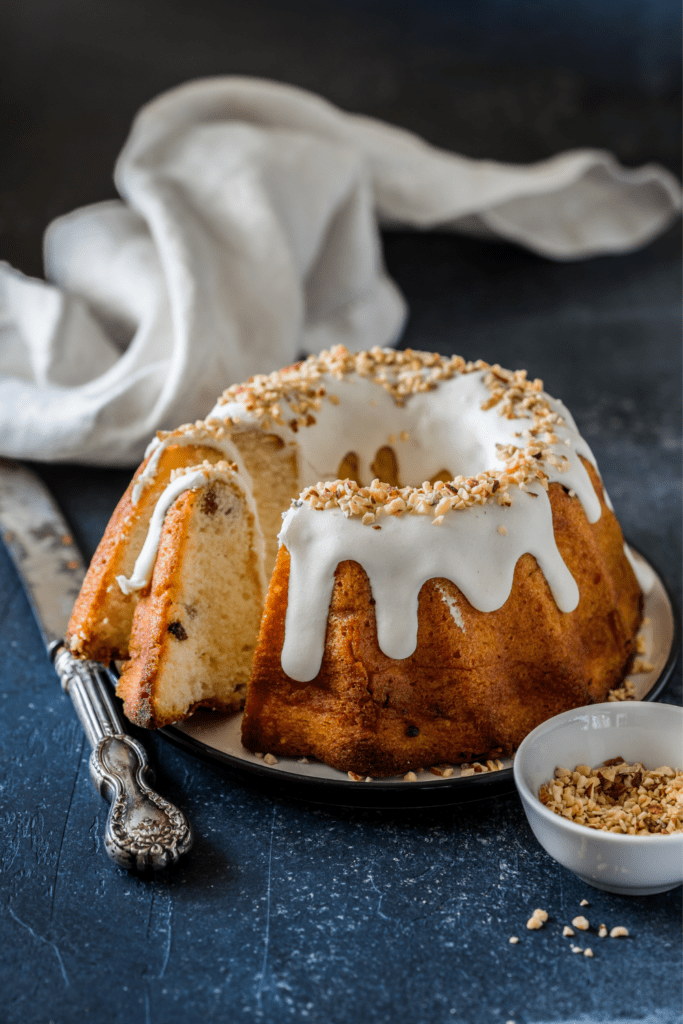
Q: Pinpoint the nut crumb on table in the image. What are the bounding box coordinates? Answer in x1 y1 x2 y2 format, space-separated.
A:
526 908 548 930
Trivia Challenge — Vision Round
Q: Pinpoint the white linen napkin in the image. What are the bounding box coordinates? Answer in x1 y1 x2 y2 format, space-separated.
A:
1 77 679 466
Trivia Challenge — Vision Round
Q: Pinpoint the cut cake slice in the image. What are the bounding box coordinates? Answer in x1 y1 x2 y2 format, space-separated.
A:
117 462 266 728
66 438 234 662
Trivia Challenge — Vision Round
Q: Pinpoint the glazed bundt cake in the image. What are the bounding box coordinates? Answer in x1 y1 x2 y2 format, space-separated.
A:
66 347 644 774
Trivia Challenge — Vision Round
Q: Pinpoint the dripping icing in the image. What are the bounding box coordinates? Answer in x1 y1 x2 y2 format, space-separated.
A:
279 485 581 682
131 427 246 505
434 582 466 632
117 464 266 596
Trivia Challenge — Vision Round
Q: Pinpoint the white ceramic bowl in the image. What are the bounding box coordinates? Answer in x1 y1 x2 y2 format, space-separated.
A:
513 702 683 895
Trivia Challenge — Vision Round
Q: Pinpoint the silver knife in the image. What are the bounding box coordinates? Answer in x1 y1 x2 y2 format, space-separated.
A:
0 457 193 871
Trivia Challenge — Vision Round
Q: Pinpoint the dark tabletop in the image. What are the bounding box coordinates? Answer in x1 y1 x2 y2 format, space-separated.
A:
1 3 681 1023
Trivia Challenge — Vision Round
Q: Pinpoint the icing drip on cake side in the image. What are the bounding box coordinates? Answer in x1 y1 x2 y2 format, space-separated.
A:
117 462 266 596
279 485 580 682
132 426 248 505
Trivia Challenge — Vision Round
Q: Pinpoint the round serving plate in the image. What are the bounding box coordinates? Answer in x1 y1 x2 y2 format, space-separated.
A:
154 544 680 810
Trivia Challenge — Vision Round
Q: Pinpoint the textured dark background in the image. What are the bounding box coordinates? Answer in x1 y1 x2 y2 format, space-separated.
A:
0 2 681 1023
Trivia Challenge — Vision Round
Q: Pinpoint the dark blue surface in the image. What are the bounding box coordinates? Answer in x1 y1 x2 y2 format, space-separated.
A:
0 2 681 1022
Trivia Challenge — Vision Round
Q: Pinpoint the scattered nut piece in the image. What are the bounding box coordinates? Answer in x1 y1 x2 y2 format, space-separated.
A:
404 771 418 782
610 926 629 938
572 916 589 931
562 926 575 937
347 771 362 782
527 917 543 930
571 945 583 954
532 908 548 922
580 899 590 907
254 752 264 759
598 925 608 938
607 678 637 702
508 936 519 945
497 525 508 536
583 948 594 958
263 753 278 766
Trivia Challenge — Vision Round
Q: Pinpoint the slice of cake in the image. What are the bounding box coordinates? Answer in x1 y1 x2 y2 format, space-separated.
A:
116 462 266 727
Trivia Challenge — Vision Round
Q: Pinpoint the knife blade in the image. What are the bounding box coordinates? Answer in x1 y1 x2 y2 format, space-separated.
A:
0 458 193 871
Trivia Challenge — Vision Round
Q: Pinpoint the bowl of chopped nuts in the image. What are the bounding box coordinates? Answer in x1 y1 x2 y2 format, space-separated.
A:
513 701 683 895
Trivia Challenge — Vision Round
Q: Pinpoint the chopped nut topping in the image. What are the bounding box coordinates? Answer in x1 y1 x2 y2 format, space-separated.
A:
539 758 683 834
583 948 594 958
571 946 583 954
404 771 418 782
610 926 629 938
598 925 608 938
580 899 590 906
169 459 239 485
348 771 362 782
572 917 590 931
563 926 575 937
216 346 572 526
508 936 520 944
263 753 278 766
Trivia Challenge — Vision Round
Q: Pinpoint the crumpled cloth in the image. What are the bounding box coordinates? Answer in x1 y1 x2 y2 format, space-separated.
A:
1 76 679 466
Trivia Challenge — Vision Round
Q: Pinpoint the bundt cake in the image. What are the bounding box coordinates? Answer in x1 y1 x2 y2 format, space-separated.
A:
66 346 644 775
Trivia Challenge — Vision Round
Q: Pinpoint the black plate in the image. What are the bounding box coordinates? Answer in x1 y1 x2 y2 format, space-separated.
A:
147 543 680 810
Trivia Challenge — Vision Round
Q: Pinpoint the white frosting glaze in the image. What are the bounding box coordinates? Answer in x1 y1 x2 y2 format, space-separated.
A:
434 582 466 632
624 544 656 594
210 369 601 516
207 365 610 682
117 465 266 596
279 484 581 681
132 428 246 505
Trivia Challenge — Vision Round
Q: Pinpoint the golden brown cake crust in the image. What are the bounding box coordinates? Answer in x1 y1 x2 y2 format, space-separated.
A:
242 460 641 777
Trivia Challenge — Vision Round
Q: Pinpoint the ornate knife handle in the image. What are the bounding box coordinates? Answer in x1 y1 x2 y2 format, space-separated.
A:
51 644 193 871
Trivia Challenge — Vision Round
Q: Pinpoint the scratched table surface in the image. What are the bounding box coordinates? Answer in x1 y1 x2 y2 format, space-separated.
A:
1 3 682 1023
